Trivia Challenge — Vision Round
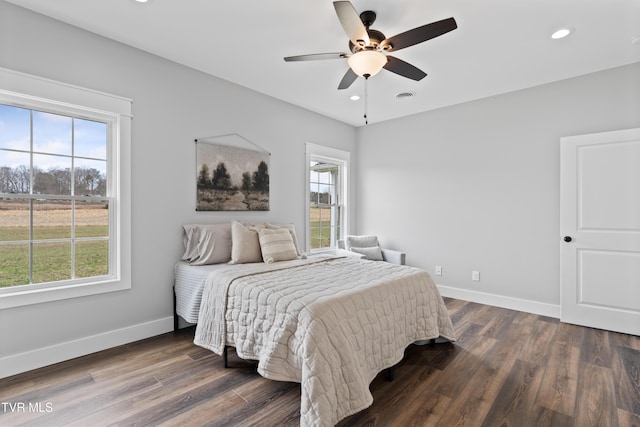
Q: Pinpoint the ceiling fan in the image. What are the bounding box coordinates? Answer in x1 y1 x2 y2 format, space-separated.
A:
284 1 458 90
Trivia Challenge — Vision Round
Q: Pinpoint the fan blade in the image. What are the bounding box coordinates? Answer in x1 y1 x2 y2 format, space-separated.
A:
383 56 427 81
338 68 358 90
333 1 370 46
284 53 348 62
381 17 457 52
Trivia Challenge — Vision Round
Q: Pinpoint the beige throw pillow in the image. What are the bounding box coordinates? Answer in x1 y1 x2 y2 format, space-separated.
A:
258 228 298 263
265 223 303 256
229 221 263 264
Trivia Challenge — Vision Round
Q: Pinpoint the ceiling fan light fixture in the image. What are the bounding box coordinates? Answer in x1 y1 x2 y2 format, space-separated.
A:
348 50 387 77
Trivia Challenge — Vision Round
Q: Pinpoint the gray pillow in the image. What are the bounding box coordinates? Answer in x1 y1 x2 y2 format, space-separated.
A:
349 246 384 261
345 235 379 250
182 223 232 265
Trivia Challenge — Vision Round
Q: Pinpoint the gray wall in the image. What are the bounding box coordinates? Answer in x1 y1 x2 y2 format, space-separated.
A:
2 0 639 377
356 62 640 311
0 1 355 373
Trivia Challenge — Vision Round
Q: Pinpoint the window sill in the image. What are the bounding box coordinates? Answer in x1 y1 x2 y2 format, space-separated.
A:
0 278 130 309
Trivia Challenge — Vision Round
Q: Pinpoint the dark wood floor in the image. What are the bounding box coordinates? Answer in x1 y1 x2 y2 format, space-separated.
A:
1 298 639 426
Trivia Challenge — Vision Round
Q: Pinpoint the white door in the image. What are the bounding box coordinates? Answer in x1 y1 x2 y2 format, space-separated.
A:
560 127 640 336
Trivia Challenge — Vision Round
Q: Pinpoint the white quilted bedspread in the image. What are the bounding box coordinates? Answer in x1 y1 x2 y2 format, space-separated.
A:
194 256 455 427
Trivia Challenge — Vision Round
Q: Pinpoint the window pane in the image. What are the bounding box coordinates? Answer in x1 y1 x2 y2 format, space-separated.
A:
328 189 336 205
33 199 71 240
0 152 31 194
74 118 107 159
0 104 31 151
318 171 331 184
310 226 330 249
318 188 331 204
0 198 30 242
33 154 72 195
310 161 319 183
317 206 325 222
32 241 71 283
33 111 72 155
310 229 324 249
75 201 109 238
75 240 108 278
74 159 107 196
0 243 30 287
317 207 331 234
310 207 319 227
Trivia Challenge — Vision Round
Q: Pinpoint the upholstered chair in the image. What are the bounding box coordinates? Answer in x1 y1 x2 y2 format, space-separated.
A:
338 235 406 265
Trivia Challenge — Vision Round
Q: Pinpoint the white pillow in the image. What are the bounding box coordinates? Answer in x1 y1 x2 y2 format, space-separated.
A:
345 235 379 250
229 221 263 264
350 246 384 261
258 228 298 263
182 223 232 265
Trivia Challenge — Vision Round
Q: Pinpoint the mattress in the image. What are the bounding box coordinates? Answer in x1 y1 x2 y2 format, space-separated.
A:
174 261 230 323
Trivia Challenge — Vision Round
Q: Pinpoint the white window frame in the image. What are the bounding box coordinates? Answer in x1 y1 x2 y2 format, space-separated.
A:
0 67 131 309
305 142 350 253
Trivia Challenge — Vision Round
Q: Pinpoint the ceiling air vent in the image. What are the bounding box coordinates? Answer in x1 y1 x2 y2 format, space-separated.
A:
395 91 415 100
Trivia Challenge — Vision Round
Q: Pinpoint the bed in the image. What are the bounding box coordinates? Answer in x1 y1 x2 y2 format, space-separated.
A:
174 221 456 427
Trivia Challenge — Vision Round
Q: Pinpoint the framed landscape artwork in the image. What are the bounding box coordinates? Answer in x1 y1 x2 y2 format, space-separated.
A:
195 134 270 211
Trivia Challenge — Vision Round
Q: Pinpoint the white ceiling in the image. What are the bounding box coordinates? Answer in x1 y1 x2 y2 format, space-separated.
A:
6 0 640 127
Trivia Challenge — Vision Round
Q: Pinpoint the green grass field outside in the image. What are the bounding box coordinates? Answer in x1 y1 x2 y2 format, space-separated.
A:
310 220 334 249
0 225 108 288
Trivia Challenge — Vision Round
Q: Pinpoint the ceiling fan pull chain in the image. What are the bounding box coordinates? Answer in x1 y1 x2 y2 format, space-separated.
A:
364 76 368 125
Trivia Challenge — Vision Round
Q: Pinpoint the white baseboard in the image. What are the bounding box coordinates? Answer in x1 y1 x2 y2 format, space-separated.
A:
1 289 559 380
437 285 560 318
0 317 174 380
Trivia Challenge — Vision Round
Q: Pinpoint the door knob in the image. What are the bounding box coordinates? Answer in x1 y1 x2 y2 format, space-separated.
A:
563 236 572 242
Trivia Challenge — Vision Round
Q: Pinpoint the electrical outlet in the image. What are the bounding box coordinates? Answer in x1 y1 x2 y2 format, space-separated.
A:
435 266 442 276
472 271 480 281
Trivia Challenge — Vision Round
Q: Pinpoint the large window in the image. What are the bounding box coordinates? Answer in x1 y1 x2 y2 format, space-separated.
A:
0 104 110 287
0 68 131 308
306 143 349 251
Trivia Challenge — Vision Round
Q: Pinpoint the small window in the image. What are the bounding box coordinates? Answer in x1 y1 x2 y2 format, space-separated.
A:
305 143 349 252
309 161 341 249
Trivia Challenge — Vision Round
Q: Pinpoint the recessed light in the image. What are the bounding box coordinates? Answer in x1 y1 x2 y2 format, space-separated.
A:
551 27 574 40
135 0 148 3
350 95 360 101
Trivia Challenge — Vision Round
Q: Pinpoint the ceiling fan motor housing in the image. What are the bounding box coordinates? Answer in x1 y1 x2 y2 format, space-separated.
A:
349 28 388 53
